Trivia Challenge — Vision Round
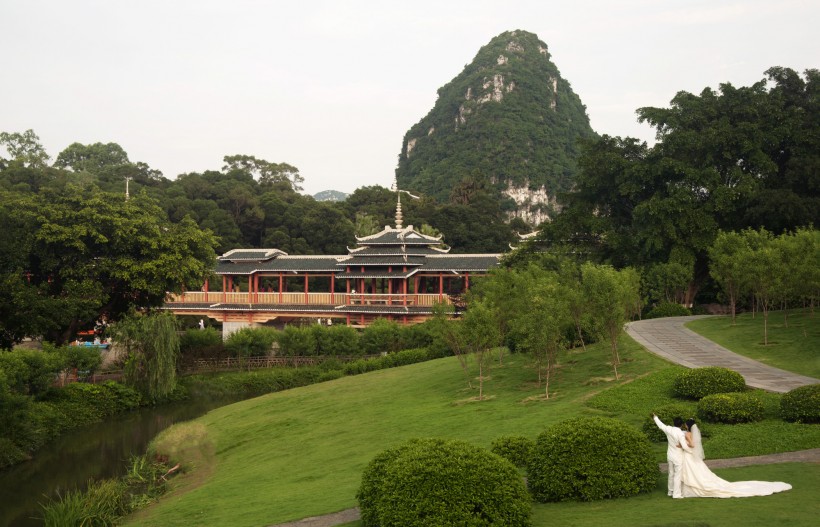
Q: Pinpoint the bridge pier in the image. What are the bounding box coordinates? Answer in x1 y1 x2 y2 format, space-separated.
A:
222 321 262 340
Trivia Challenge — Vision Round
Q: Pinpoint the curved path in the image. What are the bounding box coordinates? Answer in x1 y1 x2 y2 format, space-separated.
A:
269 316 818 527
625 315 819 393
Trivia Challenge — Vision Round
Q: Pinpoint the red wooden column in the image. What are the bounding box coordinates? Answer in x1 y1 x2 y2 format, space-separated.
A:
465 272 470 290
346 267 350 305
387 266 392 305
204 279 209 293
304 274 309 303
330 273 335 303
438 272 444 301
222 276 227 303
278 273 283 303
403 266 408 306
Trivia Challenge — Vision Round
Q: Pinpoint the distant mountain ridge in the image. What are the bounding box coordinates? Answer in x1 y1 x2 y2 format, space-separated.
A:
313 190 348 202
396 30 596 225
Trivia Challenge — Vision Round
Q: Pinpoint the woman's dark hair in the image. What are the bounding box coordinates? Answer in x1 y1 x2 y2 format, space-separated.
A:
686 418 696 430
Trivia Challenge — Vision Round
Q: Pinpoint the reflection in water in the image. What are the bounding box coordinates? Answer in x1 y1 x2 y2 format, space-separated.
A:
0 396 241 527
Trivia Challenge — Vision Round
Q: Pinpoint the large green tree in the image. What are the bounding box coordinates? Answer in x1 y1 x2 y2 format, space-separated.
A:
0 186 218 346
541 67 819 300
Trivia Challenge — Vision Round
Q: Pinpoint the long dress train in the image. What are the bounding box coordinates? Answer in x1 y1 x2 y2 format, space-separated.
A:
680 425 792 498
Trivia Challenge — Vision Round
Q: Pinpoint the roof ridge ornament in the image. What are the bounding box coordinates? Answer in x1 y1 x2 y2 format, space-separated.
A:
392 176 420 229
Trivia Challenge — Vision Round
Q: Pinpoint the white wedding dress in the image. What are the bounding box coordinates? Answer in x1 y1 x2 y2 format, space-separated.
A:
680 425 792 498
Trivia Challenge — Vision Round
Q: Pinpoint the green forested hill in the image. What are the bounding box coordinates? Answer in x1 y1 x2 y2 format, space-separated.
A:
396 30 596 218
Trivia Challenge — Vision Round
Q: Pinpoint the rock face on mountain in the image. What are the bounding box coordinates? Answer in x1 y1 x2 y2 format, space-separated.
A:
396 30 596 225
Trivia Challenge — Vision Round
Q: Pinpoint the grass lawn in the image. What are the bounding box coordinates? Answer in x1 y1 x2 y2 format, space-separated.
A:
686 310 820 379
125 334 820 527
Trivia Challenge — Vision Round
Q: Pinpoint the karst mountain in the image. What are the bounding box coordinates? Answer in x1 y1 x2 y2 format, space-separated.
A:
396 30 596 225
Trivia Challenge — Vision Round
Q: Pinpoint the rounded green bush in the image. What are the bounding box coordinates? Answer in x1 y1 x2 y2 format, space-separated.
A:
642 403 697 442
645 302 692 319
697 392 764 424
490 435 534 468
673 367 746 400
780 384 820 423
528 417 657 502
357 437 531 527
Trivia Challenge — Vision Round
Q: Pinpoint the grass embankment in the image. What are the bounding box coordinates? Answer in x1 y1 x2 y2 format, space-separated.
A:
686 310 820 379
127 335 820 527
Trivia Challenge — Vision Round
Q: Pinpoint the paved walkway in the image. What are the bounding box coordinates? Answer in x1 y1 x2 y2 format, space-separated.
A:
625 315 819 393
659 447 820 472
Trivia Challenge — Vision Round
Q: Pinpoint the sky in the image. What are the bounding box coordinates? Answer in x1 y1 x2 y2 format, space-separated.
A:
2 0 818 196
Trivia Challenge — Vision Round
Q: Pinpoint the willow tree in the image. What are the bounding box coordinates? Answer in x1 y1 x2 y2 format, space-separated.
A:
112 311 180 402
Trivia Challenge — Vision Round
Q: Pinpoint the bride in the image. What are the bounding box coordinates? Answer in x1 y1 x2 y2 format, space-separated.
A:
680 418 792 498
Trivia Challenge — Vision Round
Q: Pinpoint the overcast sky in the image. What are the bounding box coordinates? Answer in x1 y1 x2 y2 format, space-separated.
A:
2 0 817 195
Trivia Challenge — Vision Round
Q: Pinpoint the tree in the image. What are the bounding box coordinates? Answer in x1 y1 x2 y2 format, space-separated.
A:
771 228 818 326
513 271 569 398
738 229 779 345
582 263 642 380
54 142 130 173
354 212 380 237
430 300 500 399
0 186 218 345
545 68 819 301
645 261 693 306
458 299 502 400
222 154 303 191
708 231 750 324
0 129 51 168
112 311 180 401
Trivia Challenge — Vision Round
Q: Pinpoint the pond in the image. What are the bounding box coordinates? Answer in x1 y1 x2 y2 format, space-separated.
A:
0 395 242 527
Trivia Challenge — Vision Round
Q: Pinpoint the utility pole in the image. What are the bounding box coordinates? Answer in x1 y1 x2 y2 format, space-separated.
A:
125 176 132 201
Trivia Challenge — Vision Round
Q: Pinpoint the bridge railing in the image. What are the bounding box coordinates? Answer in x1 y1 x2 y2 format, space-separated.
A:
166 292 452 306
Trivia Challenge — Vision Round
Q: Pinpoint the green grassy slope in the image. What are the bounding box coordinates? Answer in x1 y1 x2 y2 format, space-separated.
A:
127 331 820 527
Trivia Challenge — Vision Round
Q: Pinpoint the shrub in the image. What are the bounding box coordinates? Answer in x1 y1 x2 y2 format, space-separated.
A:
0 349 66 397
224 327 278 358
642 402 697 442
528 417 657 502
47 344 102 376
357 437 531 527
645 302 692 319
397 323 434 351
277 326 317 356
697 392 765 424
490 435 534 468
360 319 401 355
179 327 225 359
673 367 746 400
0 437 28 468
314 325 360 356
780 384 820 423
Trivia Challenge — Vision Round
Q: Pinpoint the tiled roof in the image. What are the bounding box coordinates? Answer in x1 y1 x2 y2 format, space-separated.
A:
219 248 287 262
420 254 502 271
341 256 426 267
347 246 447 256
215 255 343 275
355 225 443 245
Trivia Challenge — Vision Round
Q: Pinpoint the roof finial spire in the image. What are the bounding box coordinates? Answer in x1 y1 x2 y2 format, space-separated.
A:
392 176 420 229
395 192 403 229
